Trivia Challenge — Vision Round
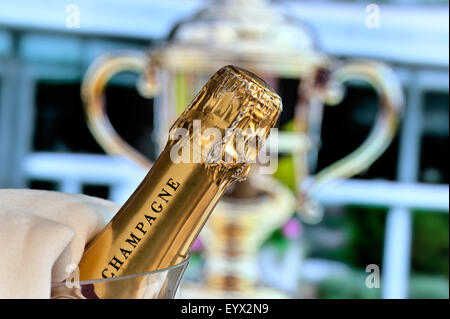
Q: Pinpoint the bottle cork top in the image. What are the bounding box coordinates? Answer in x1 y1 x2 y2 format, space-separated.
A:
169 65 282 184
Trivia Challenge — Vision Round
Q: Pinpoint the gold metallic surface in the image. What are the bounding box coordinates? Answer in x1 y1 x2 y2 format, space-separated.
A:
81 0 403 218
78 65 281 298
152 0 323 77
293 61 404 223
81 52 157 168
198 174 296 298
310 61 403 187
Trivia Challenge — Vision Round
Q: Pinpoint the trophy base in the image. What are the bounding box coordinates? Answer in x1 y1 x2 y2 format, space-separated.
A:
178 282 291 299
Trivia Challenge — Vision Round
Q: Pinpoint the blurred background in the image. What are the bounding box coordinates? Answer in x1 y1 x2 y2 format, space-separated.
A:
0 0 448 299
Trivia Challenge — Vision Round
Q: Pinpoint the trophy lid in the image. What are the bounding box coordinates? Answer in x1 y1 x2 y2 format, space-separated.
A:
151 0 327 77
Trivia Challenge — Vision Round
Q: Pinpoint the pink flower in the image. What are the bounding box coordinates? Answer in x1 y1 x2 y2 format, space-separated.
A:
191 238 203 251
282 218 302 239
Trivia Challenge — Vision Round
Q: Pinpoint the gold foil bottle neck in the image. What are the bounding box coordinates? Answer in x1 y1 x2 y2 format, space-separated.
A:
77 66 281 298
173 65 281 131
169 65 282 184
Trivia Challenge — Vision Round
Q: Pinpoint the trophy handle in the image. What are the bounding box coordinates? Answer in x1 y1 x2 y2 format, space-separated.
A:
81 52 159 168
298 61 404 223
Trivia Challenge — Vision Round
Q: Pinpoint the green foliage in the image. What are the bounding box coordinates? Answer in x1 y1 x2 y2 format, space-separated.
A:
263 228 290 254
272 119 297 192
412 212 449 276
306 206 387 269
409 273 449 299
346 207 387 268
272 155 296 192
318 270 380 299
318 270 449 299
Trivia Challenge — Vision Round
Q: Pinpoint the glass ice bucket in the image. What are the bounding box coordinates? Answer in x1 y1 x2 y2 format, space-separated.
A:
51 256 189 299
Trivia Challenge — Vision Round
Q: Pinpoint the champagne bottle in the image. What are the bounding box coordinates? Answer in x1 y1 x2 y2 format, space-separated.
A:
77 65 281 298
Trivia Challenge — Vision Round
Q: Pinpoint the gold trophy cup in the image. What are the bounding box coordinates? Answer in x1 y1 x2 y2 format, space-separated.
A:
81 0 403 298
